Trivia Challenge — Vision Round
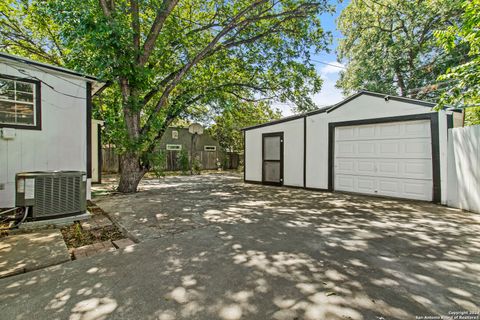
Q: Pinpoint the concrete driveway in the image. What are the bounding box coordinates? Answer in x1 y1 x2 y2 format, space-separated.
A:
1 174 479 320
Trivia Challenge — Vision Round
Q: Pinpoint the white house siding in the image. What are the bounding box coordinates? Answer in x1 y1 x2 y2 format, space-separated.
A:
245 118 304 187
305 94 449 201
0 60 89 208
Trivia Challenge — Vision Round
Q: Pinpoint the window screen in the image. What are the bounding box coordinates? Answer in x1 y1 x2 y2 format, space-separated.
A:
263 136 281 160
0 77 36 126
263 162 281 182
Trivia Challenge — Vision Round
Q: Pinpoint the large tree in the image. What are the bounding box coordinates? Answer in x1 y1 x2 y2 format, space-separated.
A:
209 101 281 153
0 0 332 192
0 1 65 64
435 0 480 125
336 0 465 100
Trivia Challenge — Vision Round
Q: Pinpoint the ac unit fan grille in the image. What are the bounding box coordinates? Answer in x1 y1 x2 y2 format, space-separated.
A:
35 176 82 217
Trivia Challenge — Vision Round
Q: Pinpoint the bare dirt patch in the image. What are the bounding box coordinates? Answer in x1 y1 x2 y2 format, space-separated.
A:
60 223 123 249
60 201 125 250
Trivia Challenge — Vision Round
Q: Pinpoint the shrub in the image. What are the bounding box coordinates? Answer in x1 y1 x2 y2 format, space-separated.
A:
192 155 202 174
178 149 190 174
148 150 167 178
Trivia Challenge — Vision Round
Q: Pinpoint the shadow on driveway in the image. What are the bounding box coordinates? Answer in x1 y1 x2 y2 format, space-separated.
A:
1 173 479 319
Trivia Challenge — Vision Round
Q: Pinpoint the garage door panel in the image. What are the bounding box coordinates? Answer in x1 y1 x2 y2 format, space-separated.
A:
358 142 376 155
377 161 399 176
336 141 356 157
357 160 376 174
335 158 432 179
358 125 375 138
336 175 355 190
377 160 431 180
336 159 355 173
335 175 375 193
357 177 376 193
334 119 433 201
380 178 431 200
336 127 356 140
378 141 400 155
337 139 431 159
378 179 400 194
405 139 431 157
335 175 433 200
336 120 430 141
402 180 432 200
378 123 402 137
405 121 430 137
403 160 432 179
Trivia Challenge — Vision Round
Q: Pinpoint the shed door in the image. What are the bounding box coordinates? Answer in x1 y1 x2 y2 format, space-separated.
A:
334 120 433 201
262 133 283 185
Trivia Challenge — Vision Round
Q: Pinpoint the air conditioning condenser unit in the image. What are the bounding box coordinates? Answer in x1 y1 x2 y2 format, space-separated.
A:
15 171 87 220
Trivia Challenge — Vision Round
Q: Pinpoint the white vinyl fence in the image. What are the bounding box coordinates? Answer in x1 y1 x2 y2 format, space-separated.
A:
447 125 480 213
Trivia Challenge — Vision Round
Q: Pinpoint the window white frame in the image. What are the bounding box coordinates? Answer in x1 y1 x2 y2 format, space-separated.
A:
204 145 217 151
0 75 41 130
166 144 182 151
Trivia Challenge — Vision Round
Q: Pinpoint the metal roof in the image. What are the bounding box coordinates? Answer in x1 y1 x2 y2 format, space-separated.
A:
0 52 100 82
242 90 437 131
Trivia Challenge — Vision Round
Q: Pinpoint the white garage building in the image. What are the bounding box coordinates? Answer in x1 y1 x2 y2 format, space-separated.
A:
243 91 462 203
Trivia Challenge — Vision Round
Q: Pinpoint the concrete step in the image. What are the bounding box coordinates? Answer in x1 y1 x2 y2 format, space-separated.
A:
0 229 70 279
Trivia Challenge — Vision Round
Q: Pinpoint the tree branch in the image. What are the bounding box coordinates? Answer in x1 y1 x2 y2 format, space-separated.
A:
44 24 65 60
224 91 275 102
99 0 113 18
141 70 179 105
0 29 62 64
140 0 272 134
139 0 179 65
143 80 270 156
140 0 320 136
130 0 140 51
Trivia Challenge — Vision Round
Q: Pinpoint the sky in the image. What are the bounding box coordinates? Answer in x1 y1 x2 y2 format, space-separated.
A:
275 0 349 116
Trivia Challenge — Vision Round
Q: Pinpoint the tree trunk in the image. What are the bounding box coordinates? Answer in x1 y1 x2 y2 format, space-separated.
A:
117 151 146 193
117 78 146 193
394 67 407 97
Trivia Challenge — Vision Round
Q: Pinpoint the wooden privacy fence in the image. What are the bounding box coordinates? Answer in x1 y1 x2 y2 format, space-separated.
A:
226 152 240 169
447 125 480 213
164 150 240 171
101 147 240 173
102 146 120 173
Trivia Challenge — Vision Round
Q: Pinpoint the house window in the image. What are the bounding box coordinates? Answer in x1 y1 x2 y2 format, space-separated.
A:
0 76 40 129
204 145 217 152
166 144 182 151
172 130 178 139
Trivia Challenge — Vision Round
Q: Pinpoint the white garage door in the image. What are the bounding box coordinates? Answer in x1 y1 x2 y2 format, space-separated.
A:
334 120 433 201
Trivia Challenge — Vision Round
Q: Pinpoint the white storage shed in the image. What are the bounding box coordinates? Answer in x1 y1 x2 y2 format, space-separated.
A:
243 91 462 203
0 53 104 208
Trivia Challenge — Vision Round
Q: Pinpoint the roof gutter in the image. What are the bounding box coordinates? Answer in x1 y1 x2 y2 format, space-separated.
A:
0 52 100 82
0 52 109 96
